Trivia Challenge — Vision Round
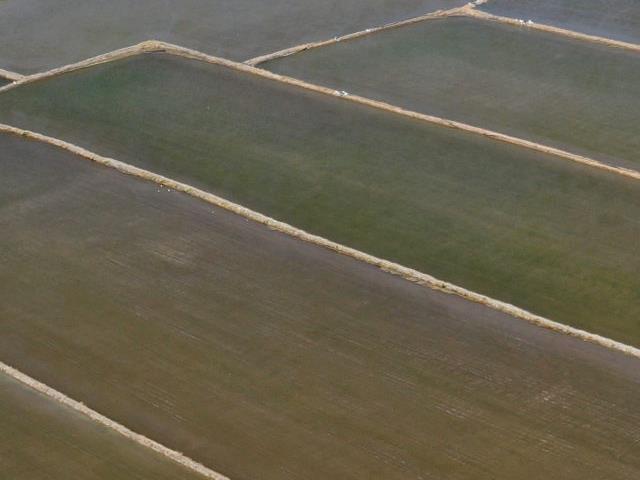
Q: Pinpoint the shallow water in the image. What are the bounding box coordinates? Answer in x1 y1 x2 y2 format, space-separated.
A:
264 16 640 171
481 0 640 44
1 133 640 479
0 372 200 479
1 54 639 346
0 0 466 74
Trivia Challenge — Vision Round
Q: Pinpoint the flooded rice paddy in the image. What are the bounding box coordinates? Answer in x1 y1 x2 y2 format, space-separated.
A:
1 1 640 478
0 372 202 480
480 0 640 44
263 16 640 171
0 0 467 74
1 53 639 346
1 132 640 479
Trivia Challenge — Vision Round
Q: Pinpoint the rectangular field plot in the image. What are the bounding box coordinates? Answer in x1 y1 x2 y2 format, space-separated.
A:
0 0 466 74
263 16 640 171
480 0 640 44
2 132 640 480
0 372 201 480
1 54 640 346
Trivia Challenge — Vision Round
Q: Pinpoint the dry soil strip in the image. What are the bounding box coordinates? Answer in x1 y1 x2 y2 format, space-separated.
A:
2 123 639 360
466 7 640 53
0 360 230 480
0 68 23 82
3 41 637 182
